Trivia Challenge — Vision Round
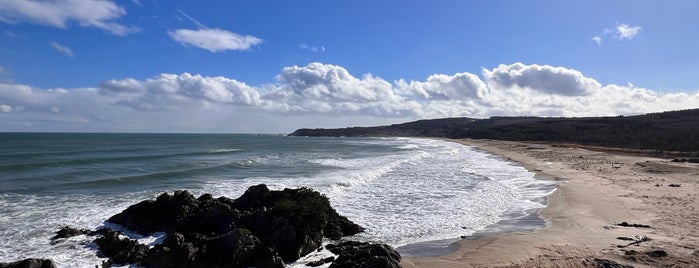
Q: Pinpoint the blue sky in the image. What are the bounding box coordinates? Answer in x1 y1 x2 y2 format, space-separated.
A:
0 0 698 133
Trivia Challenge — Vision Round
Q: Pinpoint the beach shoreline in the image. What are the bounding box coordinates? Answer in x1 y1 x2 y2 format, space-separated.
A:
402 139 699 267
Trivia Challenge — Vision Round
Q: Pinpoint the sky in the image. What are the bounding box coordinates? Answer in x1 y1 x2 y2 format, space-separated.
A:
0 0 698 133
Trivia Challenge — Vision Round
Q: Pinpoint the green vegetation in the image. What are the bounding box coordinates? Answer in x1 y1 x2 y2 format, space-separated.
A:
289 109 699 154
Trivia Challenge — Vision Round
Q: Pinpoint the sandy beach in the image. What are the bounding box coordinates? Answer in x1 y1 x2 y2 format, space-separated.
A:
403 139 699 267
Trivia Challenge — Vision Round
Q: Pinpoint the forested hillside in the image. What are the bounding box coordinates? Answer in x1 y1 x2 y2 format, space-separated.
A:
289 109 699 154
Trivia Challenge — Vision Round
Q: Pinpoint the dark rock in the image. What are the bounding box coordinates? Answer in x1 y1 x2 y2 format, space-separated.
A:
50 226 91 242
0 259 56 268
94 184 364 266
618 236 651 248
94 228 150 265
324 213 365 240
233 185 364 261
616 222 652 228
673 158 699 163
326 241 401 268
593 258 633 268
107 190 239 236
668 184 681 187
142 229 283 268
646 250 668 258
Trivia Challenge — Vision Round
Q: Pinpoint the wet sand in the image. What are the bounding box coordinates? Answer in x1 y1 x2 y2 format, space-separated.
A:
402 139 699 267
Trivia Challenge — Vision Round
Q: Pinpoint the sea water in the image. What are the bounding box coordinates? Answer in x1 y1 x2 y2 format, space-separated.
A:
0 133 555 267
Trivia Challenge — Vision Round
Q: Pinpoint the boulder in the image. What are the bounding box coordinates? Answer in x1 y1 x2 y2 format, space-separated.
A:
326 241 402 268
91 184 365 266
50 226 92 241
646 250 668 258
0 259 56 268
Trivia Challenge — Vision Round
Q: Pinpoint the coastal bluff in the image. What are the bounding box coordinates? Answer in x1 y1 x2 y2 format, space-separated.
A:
49 185 401 268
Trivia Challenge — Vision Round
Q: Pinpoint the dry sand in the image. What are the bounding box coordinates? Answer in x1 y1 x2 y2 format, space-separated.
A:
402 139 699 268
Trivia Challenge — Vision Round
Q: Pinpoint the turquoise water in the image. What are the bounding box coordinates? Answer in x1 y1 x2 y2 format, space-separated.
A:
0 133 555 266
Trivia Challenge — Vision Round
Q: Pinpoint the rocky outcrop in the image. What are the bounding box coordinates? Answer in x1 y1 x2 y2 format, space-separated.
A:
0 259 56 268
90 184 365 267
50 226 92 241
141 229 283 268
326 241 402 268
232 185 365 260
107 190 241 236
93 229 150 265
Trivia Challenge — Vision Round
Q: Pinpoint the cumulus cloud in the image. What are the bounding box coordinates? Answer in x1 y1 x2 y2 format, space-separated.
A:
0 0 138 36
397 72 487 100
100 73 262 111
268 63 417 116
483 63 601 96
1 62 697 132
50 41 74 57
168 28 262 52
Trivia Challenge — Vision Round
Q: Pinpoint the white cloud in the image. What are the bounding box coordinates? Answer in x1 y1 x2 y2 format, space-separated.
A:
0 104 14 112
0 0 139 36
593 22 642 45
615 23 641 40
168 28 262 52
50 41 74 57
268 63 416 116
100 73 262 111
1 62 697 132
299 44 325 52
397 72 487 100
483 63 601 96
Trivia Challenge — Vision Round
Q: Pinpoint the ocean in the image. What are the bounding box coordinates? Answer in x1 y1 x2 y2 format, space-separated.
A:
0 133 555 267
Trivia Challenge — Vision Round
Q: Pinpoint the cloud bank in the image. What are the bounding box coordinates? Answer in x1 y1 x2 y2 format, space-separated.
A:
1 62 697 132
0 0 138 35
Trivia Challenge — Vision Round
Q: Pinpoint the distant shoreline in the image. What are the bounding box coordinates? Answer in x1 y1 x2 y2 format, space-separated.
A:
403 138 699 267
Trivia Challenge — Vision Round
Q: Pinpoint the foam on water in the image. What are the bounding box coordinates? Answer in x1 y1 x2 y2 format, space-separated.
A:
0 136 556 267
0 193 147 267
206 138 556 249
